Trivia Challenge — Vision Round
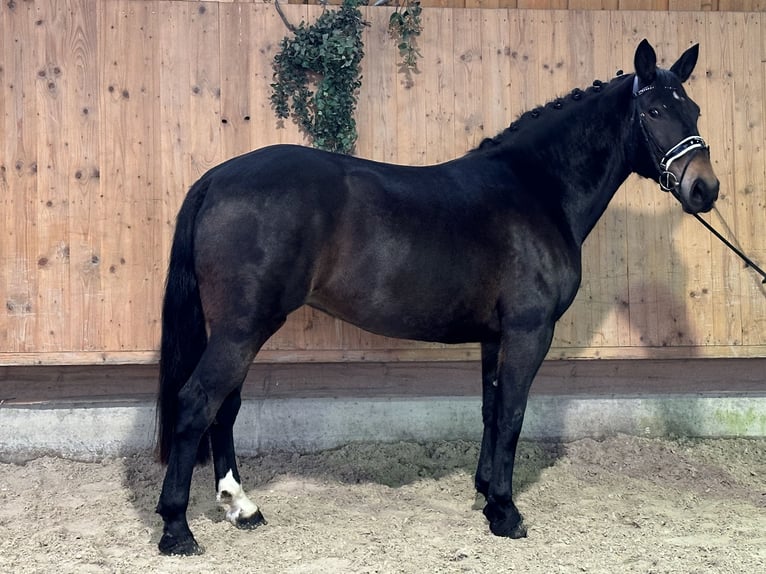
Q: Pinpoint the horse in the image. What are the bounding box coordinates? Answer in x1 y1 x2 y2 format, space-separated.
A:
154 39 719 555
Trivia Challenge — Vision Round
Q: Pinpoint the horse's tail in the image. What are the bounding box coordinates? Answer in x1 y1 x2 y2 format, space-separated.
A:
156 177 211 466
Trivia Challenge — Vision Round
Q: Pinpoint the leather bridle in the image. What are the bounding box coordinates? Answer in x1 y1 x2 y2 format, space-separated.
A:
633 77 709 194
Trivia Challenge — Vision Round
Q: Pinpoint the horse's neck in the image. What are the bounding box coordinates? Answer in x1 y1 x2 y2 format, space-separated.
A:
510 83 636 246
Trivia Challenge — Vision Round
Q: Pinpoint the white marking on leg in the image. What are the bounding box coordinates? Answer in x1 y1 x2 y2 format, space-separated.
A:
217 469 259 525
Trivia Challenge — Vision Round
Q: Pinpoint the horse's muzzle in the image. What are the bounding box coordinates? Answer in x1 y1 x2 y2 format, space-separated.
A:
682 175 719 214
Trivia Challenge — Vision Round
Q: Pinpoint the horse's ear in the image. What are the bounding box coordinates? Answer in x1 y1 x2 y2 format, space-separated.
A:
634 39 657 84
670 43 699 83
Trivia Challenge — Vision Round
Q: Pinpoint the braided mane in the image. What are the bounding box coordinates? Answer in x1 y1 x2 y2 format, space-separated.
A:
473 72 633 152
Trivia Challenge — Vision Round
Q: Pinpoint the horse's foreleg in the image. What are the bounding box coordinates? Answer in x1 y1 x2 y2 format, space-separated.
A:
484 321 554 539
211 388 267 530
475 340 500 499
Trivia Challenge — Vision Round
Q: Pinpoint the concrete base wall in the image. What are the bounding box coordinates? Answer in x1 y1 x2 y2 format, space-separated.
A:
2 394 764 461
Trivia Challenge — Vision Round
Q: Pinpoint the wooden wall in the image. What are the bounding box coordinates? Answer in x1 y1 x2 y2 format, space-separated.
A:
295 0 766 10
1 1 764 366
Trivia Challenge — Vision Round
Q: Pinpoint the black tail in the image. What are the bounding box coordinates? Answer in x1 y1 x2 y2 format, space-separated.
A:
156 178 211 465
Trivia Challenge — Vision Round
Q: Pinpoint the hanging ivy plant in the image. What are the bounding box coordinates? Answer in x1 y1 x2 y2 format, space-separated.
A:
388 0 423 73
271 0 366 155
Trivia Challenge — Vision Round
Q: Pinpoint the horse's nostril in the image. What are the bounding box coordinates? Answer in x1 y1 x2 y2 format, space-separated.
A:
693 183 705 202
692 178 718 205
689 178 719 213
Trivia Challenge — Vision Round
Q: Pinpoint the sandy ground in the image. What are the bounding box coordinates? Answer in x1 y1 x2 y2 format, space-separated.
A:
0 435 764 574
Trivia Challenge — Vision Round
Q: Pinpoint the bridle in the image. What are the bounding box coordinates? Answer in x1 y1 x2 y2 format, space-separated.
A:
633 76 709 194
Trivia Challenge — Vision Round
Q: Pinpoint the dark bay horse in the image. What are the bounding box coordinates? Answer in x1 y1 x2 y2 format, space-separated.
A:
155 40 719 555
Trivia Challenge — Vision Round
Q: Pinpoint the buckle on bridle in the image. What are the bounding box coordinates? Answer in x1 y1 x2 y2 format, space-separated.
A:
659 171 678 192
658 136 709 192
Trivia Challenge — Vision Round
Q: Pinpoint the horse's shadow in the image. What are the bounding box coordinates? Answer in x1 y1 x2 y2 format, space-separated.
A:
120 434 565 546
576 199 704 438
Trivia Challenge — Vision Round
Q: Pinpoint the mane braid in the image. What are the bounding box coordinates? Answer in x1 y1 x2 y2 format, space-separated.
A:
473 73 632 152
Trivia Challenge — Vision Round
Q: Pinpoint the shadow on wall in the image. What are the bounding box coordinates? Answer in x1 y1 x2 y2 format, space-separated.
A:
562 197 711 436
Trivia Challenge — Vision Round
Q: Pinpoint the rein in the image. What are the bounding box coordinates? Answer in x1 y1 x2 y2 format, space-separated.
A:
692 210 766 285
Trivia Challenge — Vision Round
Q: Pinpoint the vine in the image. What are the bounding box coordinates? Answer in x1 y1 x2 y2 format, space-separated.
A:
271 0 366 154
387 0 423 74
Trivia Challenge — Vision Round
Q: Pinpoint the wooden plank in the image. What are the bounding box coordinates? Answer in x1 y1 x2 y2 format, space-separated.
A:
590 10 631 350
393 8 428 165
653 15 714 351
34 0 72 351
62 1 102 352
718 0 764 9
730 13 766 346
480 8 512 140
646 12 704 350
4 338 766 367
619 14 663 349
158 0 192 281
270 3 312 147
3 358 765 405
701 12 740 347
358 6 398 162
188 2 223 180
250 3 296 150
1 0 39 353
421 6 454 164
551 10 594 350
219 1 253 160
465 0 505 7
517 0 568 8
669 0 704 8
618 0 669 8
452 8 483 153
508 10 540 120
99 0 163 352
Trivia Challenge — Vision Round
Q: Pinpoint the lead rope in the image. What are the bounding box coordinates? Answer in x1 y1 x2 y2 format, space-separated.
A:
692 207 766 285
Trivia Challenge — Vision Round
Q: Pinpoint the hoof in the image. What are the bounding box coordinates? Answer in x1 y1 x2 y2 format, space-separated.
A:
483 502 527 539
235 509 267 530
158 532 203 556
489 517 528 539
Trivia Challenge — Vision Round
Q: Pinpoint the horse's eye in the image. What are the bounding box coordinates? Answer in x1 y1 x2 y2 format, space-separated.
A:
649 108 660 118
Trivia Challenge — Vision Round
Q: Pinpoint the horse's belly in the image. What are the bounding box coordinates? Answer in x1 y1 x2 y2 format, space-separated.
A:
307 292 499 345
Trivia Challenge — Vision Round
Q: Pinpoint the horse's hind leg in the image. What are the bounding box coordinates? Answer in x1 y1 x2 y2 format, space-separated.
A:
210 387 266 529
156 328 275 555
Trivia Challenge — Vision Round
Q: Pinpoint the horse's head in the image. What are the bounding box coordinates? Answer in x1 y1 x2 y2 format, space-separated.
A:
632 39 719 214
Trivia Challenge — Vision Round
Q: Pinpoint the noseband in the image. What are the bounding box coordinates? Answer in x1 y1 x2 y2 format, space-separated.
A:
633 77 709 193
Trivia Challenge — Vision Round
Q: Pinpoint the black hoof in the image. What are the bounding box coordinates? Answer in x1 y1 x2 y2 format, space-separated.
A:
236 509 267 530
489 516 528 539
158 532 203 556
483 502 527 539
